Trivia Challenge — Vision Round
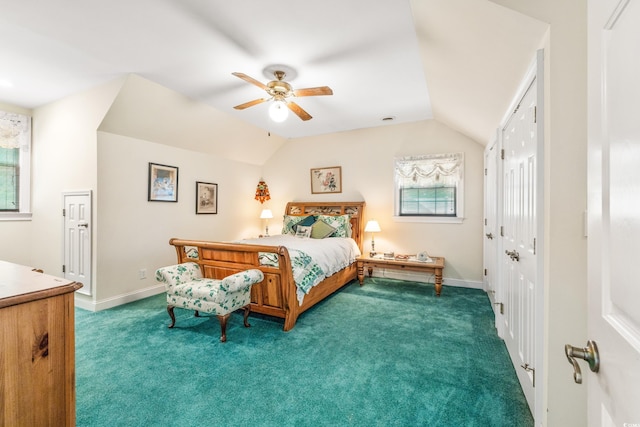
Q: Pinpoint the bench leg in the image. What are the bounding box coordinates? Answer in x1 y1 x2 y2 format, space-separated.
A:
217 313 231 343
242 305 251 328
167 305 176 328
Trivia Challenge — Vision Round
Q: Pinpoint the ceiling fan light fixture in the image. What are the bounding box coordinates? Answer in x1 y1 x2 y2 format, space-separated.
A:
269 99 289 122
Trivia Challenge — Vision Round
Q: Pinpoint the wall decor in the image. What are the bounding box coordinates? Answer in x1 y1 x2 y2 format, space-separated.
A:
196 181 218 214
310 166 342 194
254 179 271 204
148 162 178 202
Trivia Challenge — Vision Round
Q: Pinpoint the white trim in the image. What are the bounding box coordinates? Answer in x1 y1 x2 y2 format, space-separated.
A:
0 113 30 215
0 212 32 221
393 215 464 224
75 283 165 312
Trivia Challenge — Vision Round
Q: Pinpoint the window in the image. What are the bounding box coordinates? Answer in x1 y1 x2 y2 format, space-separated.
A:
394 153 464 223
0 111 31 220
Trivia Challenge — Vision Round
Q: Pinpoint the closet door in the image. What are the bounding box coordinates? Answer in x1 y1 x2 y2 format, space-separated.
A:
483 135 500 328
501 76 538 412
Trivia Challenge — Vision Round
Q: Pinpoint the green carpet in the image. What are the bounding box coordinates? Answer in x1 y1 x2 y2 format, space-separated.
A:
75 278 533 426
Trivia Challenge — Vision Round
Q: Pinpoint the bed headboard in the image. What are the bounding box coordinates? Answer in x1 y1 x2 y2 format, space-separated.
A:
284 201 366 251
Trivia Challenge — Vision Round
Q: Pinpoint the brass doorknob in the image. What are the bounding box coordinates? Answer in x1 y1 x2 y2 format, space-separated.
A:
565 340 600 384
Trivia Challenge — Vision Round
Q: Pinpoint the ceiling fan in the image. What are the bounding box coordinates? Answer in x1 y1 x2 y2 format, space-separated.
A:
232 70 333 122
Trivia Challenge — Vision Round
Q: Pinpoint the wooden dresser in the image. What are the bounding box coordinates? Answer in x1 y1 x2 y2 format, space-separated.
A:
0 260 82 427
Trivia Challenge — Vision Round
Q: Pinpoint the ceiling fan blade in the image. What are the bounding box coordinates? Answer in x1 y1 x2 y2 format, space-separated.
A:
233 98 268 110
293 86 333 97
287 101 313 121
232 72 268 91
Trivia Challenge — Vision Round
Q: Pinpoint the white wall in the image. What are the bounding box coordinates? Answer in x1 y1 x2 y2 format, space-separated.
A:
90 132 262 306
2 75 276 310
262 119 485 285
16 79 125 273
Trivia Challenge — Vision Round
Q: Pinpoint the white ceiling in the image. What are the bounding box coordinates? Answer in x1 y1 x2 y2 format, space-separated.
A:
0 0 548 143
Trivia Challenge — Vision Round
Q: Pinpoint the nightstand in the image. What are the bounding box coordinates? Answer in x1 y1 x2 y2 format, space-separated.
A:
356 255 445 296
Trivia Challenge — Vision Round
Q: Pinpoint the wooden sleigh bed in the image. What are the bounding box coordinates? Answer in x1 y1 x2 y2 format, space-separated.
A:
169 201 365 331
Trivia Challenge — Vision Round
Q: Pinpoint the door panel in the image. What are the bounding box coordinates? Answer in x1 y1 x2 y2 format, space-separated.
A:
501 78 537 410
484 137 499 319
588 0 640 423
63 191 92 296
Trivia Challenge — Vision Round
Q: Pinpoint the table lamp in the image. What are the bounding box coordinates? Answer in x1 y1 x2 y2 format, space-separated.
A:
364 220 381 257
260 209 273 236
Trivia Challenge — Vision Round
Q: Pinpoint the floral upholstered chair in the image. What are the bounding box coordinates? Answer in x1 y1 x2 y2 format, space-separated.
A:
155 262 264 342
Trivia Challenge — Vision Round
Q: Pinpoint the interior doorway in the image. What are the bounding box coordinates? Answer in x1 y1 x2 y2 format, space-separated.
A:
62 190 92 296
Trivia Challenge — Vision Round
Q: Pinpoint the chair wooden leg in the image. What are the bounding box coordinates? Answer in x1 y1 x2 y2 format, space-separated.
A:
217 313 231 343
242 305 251 328
167 305 176 328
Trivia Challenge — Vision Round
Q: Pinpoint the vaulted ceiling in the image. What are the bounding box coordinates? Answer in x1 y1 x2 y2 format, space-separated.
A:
0 0 548 144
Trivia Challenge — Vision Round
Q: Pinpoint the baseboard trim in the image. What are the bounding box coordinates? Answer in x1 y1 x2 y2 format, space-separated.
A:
365 269 482 290
74 271 483 312
75 284 165 312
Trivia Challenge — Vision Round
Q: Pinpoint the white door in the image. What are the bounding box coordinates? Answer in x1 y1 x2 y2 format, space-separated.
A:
501 78 537 411
63 191 92 296
483 135 500 319
586 0 640 424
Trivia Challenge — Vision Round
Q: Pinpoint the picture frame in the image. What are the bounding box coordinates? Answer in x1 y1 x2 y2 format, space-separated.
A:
195 181 218 214
148 162 178 202
310 166 342 194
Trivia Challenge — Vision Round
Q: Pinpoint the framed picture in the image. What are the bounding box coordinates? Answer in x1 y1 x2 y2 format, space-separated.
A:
148 163 178 202
196 181 218 214
310 166 342 194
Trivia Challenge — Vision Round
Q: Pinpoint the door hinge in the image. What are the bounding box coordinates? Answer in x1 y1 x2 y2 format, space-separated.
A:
533 106 537 124
484 168 487 176
501 149 505 160
500 226 504 237
62 208 66 217
484 218 487 226
62 265 65 273
533 237 536 255
484 268 487 276
494 302 504 315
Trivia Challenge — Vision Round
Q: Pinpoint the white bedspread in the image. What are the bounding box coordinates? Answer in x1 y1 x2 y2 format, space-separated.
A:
238 235 361 304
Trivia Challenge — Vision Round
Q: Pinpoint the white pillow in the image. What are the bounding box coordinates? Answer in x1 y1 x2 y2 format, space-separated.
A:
295 225 312 238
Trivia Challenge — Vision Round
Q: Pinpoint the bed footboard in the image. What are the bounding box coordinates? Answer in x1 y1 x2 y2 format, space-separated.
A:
169 238 358 331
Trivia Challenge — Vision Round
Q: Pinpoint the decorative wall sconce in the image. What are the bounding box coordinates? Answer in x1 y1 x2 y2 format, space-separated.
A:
255 179 271 204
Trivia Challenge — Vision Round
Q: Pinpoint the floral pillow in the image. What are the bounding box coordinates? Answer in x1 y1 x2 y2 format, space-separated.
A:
317 214 351 238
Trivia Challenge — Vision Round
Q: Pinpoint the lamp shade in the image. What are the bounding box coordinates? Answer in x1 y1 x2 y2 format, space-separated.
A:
260 209 273 219
364 220 381 233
